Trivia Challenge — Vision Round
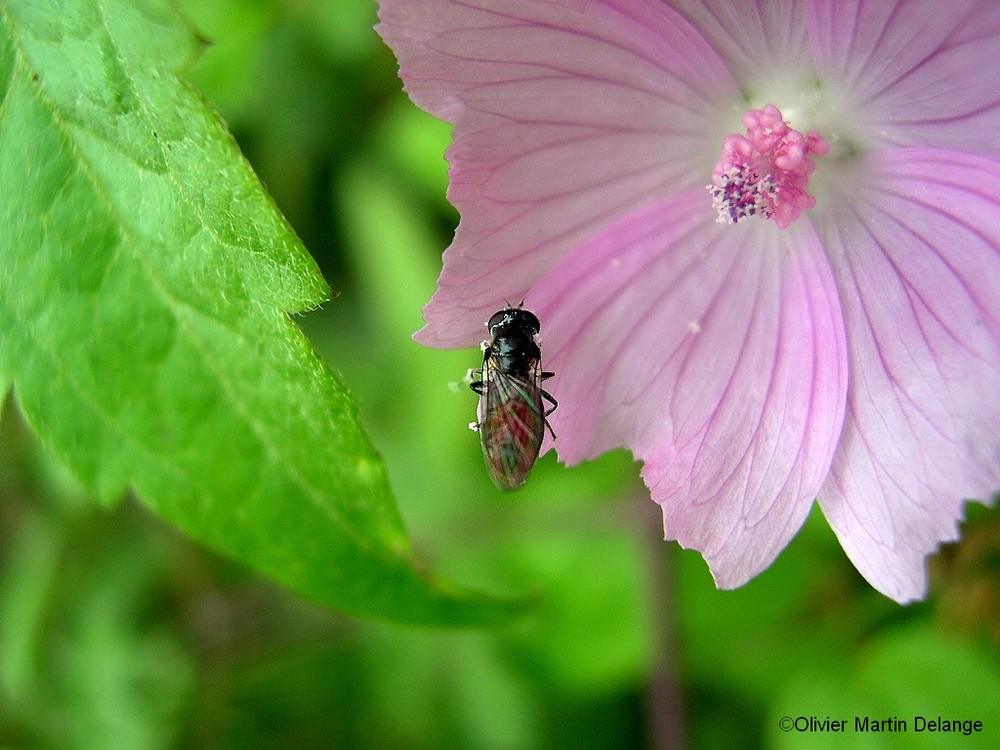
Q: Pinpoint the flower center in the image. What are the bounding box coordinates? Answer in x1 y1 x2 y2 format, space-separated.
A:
708 104 829 229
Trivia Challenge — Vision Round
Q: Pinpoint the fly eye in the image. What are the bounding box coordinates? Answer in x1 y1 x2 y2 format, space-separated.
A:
486 307 541 336
519 311 541 334
487 310 509 330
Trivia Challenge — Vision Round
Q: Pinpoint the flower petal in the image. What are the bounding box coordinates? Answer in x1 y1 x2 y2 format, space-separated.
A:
668 0 812 86
807 0 1000 156
376 0 738 346
529 192 848 588
815 148 1000 603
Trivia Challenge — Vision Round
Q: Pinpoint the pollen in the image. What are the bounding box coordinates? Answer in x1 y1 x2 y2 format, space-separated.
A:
708 104 829 229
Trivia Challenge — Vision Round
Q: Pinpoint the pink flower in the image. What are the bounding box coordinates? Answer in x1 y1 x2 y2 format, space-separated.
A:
376 0 1000 602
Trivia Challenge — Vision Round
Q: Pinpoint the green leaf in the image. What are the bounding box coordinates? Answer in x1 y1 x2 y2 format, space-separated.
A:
0 0 521 625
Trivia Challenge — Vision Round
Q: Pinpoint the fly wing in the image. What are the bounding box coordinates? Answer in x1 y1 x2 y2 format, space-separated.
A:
478 358 545 491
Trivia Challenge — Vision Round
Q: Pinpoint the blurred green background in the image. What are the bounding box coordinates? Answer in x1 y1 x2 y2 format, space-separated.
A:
1 1 998 748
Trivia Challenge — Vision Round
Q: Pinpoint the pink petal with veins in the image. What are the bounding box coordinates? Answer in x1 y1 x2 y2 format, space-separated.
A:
807 0 1000 156
376 0 737 347
668 0 812 85
529 191 848 588
816 148 1000 602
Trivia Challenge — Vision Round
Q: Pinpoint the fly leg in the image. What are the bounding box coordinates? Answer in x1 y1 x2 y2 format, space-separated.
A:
540 387 558 439
467 368 485 431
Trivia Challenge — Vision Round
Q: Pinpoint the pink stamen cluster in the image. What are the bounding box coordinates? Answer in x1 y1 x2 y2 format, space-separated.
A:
708 104 829 229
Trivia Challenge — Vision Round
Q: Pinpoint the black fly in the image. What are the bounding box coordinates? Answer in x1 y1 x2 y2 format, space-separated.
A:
469 306 556 490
